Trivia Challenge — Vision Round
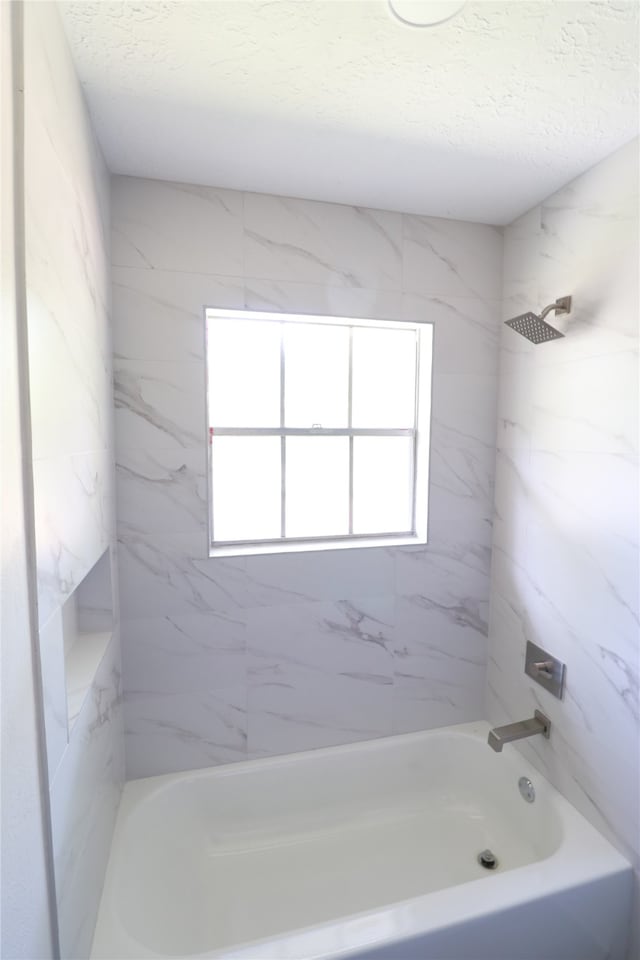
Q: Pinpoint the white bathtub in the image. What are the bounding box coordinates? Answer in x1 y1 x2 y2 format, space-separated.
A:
91 721 632 960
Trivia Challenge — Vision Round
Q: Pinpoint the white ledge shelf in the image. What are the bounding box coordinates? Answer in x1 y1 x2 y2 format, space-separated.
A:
61 549 114 734
66 631 111 731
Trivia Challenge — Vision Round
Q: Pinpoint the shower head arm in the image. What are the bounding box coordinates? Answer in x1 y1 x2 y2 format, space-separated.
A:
539 297 572 321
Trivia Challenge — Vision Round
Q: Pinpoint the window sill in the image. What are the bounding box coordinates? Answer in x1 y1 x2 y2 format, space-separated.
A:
209 534 427 558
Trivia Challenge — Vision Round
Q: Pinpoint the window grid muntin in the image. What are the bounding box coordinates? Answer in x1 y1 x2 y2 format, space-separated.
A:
208 311 421 548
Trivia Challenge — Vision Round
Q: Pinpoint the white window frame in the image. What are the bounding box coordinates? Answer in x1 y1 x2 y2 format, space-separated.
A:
205 307 433 557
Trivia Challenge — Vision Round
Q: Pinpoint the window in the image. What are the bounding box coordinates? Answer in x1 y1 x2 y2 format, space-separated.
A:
206 308 433 556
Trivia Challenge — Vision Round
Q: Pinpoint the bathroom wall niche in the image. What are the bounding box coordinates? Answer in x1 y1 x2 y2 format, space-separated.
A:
62 549 114 731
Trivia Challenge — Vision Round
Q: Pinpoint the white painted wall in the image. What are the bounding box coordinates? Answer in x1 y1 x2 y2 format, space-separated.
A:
19 3 125 956
487 138 639 957
111 175 503 778
1 4 55 956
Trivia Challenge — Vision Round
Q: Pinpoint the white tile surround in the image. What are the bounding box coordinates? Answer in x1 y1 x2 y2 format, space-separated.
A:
24 5 124 958
7 2 637 953
487 139 640 955
112 175 502 777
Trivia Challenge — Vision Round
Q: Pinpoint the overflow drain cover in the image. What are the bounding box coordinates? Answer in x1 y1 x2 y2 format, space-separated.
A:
518 777 536 803
477 849 498 870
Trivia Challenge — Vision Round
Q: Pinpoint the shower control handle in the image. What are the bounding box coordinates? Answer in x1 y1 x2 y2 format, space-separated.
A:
533 660 554 679
524 641 566 700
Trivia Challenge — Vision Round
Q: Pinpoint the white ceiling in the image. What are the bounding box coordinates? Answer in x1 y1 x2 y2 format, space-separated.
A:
60 0 638 225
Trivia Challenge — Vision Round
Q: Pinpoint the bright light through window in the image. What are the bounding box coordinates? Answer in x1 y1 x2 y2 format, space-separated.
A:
206 308 432 555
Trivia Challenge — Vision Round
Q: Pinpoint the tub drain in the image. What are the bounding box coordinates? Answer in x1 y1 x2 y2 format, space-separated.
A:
477 849 498 870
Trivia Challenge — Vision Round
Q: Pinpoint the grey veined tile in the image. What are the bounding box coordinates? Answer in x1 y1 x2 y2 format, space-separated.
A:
114 359 206 454
244 278 403 322
124 687 247 778
403 215 502 301
121 611 247 695
247 663 393 760
246 597 395 681
402 293 501 376
111 176 243 276
117 531 247 620
246 597 395 758
116 446 208 538
113 266 243 363
244 192 403 290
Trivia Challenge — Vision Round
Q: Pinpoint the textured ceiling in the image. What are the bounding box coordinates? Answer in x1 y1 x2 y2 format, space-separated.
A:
60 0 638 224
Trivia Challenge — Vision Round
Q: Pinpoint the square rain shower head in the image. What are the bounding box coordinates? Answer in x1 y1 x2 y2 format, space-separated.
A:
504 312 565 344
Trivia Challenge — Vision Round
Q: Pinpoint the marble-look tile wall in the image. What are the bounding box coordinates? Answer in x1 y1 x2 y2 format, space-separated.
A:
24 5 124 958
112 175 502 778
487 139 639 954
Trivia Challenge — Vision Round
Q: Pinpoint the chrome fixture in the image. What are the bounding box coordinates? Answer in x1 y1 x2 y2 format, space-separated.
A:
525 640 566 699
388 1 466 28
518 776 536 803
477 849 499 870
488 711 551 753
505 296 572 343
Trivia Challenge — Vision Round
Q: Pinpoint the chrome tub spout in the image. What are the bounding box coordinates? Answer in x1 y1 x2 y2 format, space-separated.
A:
488 711 551 753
